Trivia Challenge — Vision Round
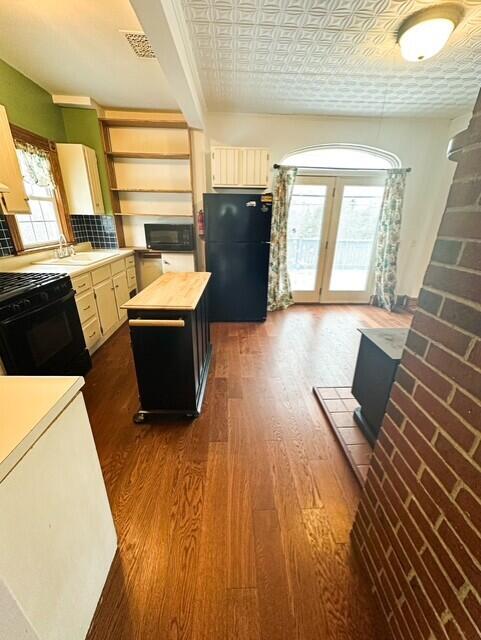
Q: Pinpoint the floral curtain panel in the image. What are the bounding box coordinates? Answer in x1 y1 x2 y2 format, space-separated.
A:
373 168 408 311
15 140 54 189
267 166 297 311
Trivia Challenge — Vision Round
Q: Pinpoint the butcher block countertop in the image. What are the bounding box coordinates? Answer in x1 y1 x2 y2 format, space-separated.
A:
123 272 211 311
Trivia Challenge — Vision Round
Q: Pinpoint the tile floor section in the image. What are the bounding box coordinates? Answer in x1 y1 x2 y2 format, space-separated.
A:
313 386 372 485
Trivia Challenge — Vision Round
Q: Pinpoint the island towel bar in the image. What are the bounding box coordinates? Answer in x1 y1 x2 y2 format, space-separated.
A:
128 319 185 328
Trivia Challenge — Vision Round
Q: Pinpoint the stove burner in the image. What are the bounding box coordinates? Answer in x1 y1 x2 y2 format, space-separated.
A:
0 272 67 304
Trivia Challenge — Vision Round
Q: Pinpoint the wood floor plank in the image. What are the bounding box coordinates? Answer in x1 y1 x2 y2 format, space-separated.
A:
243 376 283 441
302 508 351 640
309 458 354 544
241 384 277 510
253 509 297 640
227 400 257 588
227 588 262 640
283 438 321 509
207 377 228 443
192 443 228 640
155 458 206 639
303 428 328 460
268 441 330 639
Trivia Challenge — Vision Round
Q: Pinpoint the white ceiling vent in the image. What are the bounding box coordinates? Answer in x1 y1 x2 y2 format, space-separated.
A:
120 30 156 59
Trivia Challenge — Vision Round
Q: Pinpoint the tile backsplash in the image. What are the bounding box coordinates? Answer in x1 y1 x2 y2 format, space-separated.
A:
70 214 118 249
0 213 15 257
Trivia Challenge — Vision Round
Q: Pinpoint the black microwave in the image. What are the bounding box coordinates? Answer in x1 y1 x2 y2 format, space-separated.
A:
144 218 195 252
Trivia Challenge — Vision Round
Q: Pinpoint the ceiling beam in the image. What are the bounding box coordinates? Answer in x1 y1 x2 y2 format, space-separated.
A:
130 0 205 129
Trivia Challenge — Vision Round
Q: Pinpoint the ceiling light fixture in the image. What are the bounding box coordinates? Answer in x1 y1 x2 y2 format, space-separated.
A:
397 3 464 62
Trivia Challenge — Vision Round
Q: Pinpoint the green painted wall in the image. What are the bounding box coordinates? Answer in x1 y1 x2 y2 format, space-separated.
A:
0 57 112 213
0 59 66 140
61 107 113 213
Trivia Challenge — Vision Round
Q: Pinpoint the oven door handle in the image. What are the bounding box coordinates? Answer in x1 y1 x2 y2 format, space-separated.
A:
1 289 75 325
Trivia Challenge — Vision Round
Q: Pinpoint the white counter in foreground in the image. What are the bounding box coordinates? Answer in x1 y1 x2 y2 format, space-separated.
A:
0 376 84 482
0 377 117 640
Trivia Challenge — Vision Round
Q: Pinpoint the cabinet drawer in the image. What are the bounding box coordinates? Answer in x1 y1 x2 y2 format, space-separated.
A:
83 316 101 350
71 272 91 295
76 290 96 325
125 255 135 269
127 267 137 290
91 264 111 285
110 258 126 276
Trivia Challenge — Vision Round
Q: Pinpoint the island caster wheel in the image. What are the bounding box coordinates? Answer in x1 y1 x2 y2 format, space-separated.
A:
133 412 146 424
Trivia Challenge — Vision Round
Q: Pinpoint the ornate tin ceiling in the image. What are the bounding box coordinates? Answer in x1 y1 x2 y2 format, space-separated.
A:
182 0 481 117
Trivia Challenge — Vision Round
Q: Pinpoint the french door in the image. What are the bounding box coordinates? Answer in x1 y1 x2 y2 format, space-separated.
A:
287 175 385 304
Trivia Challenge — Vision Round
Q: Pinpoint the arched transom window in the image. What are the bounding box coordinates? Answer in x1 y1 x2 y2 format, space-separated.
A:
282 144 400 171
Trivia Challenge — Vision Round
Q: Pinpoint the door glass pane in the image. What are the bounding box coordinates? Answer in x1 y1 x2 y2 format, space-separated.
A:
329 185 384 292
287 185 327 292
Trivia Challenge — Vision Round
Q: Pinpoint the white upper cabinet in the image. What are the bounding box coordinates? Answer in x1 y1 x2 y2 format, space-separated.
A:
57 143 104 214
241 148 270 188
211 147 241 187
0 105 29 214
211 146 270 189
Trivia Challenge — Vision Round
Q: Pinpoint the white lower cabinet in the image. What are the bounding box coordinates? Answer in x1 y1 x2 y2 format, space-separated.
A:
113 271 129 321
72 254 136 353
127 266 136 291
76 290 96 325
161 252 195 273
93 279 118 336
83 316 101 351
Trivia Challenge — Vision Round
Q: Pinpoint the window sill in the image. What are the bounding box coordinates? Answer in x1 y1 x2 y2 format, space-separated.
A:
15 242 75 256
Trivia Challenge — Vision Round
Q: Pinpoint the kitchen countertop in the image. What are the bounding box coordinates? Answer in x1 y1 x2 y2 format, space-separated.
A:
0 375 84 482
7 248 135 278
123 271 211 311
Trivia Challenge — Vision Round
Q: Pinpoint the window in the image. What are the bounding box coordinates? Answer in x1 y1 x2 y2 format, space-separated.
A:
283 144 399 303
282 144 400 171
15 186 61 248
4 124 72 253
15 146 62 248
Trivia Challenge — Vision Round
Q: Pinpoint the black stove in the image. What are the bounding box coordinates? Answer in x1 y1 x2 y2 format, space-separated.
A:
0 272 68 303
0 271 91 376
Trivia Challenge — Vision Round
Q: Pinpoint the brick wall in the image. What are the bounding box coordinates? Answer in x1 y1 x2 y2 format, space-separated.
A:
352 90 481 640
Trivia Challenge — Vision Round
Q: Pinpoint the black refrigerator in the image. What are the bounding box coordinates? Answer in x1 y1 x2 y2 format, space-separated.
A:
204 193 272 322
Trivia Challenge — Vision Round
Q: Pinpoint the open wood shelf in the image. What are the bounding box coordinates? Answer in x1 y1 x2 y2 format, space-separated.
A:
100 113 195 245
107 151 190 160
100 118 188 129
110 187 192 193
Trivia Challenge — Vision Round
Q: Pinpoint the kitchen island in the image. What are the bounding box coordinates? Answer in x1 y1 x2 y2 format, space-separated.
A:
122 271 211 422
0 376 117 640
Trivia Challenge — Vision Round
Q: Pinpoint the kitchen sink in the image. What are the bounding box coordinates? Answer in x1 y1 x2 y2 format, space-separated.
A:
35 251 120 266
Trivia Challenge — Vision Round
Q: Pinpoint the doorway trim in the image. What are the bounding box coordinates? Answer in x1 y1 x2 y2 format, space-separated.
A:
319 174 386 303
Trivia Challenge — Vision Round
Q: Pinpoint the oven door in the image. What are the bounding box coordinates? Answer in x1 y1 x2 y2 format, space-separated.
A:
145 224 194 251
0 290 87 375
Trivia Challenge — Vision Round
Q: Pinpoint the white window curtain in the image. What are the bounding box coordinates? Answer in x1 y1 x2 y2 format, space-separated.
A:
373 168 409 311
15 140 55 189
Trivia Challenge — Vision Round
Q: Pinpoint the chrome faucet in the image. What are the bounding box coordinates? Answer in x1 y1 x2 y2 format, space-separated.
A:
55 234 69 259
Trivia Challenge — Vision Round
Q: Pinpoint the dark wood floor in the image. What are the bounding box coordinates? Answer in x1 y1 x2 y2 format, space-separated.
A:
85 304 411 640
